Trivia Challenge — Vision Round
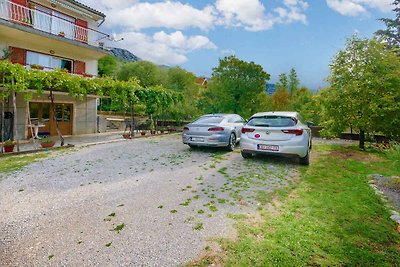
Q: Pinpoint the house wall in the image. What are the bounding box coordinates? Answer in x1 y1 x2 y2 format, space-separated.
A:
0 39 99 75
0 0 107 75
9 92 97 140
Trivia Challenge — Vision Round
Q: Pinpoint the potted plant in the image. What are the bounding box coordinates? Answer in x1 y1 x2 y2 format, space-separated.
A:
122 133 132 139
3 140 15 153
82 73 93 78
40 136 55 148
150 119 156 135
140 130 146 136
30 64 44 70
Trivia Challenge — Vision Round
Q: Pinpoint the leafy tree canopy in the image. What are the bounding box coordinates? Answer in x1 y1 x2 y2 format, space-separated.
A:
116 61 162 87
98 55 118 77
288 68 300 94
323 35 400 148
276 73 288 91
203 56 270 118
376 0 400 49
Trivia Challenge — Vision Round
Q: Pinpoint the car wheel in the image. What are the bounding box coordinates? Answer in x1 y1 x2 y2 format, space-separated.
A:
241 151 252 158
226 133 236 151
188 144 197 149
299 150 310 165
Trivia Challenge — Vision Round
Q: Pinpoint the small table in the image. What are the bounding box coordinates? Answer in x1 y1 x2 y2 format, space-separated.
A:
27 124 45 139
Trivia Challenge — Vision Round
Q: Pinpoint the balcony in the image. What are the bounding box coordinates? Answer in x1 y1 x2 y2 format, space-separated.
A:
0 0 109 48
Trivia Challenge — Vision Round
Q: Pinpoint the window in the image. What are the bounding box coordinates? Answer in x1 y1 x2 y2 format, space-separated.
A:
228 116 236 123
234 115 245 123
194 116 224 124
26 51 73 72
55 104 71 122
247 116 297 127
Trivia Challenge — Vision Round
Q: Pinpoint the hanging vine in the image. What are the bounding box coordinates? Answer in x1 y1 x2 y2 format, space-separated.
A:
0 60 183 148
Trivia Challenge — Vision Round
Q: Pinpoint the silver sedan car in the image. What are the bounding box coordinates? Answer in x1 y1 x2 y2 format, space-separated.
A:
182 114 246 151
240 111 312 165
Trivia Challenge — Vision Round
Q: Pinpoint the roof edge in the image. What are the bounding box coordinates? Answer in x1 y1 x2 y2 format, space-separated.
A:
62 0 106 18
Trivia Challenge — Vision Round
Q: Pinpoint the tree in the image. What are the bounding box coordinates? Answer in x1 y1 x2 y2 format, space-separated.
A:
276 73 288 91
164 67 202 121
271 89 291 111
288 68 300 94
376 0 400 49
324 35 400 149
98 55 118 77
202 56 270 118
117 61 162 87
165 67 196 91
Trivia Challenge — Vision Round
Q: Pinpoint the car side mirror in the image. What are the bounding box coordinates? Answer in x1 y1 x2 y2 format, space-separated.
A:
307 122 314 127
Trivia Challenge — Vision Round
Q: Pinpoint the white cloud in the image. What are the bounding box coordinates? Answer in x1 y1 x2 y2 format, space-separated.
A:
78 0 138 12
215 0 309 31
113 31 216 65
153 31 217 51
106 1 215 31
274 0 309 25
326 0 393 16
85 0 309 32
78 1 310 66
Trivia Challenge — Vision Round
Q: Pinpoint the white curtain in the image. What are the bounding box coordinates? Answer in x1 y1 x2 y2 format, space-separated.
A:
26 51 51 68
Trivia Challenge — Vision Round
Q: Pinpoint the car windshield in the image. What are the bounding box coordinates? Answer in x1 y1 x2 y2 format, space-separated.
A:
193 116 224 124
247 116 297 127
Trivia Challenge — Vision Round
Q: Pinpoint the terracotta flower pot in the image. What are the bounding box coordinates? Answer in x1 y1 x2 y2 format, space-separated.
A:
122 134 132 139
40 141 55 148
141 131 146 136
4 145 14 153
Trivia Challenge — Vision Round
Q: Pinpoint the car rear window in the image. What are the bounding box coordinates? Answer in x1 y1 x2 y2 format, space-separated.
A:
247 116 297 127
194 116 224 124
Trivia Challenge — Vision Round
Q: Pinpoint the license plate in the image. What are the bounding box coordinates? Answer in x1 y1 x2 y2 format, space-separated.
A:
258 144 279 151
191 137 204 142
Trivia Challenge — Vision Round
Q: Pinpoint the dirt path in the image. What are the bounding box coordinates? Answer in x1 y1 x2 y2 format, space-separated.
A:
0 134 298 266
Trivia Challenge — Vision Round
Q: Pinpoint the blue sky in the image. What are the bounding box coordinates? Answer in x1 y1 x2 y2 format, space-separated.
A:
81 0 395 90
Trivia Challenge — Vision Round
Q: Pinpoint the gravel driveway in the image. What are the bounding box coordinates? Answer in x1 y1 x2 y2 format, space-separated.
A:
0 134 298 266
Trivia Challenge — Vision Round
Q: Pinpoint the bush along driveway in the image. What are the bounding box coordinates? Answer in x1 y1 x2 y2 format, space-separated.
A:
191 143 400 266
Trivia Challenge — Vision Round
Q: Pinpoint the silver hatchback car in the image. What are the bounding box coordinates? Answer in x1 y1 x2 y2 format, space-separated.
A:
182 114 246 151
240 111 312 165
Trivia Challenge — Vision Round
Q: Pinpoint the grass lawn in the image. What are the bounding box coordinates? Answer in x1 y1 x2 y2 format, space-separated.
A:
192 143 400 266
0 152 49 174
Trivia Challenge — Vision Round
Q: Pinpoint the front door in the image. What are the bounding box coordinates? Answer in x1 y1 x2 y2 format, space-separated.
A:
52 103 72 136
28 102 73 137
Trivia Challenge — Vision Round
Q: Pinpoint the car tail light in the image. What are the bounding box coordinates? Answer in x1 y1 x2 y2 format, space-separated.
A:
282 129 303 136
208 127 224 132
242 128 255 133
183 127 189 131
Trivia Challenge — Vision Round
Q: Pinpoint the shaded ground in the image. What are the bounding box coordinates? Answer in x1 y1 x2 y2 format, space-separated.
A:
0 134 298 266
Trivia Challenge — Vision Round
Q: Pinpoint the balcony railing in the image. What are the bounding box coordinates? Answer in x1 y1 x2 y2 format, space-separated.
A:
0 0 109 47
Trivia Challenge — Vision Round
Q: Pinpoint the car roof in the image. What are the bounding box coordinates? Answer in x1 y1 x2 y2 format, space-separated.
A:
202 113 236 117
250 111 299 118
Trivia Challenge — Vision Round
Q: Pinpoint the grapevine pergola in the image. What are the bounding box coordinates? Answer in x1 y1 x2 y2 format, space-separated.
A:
0 60 182 151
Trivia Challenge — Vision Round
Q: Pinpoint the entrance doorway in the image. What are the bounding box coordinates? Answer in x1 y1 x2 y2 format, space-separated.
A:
28 102 73 137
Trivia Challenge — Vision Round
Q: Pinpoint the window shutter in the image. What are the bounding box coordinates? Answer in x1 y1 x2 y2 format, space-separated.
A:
75 19 88 43
10 0 27 6
9 47 26 65
74 60 86 75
